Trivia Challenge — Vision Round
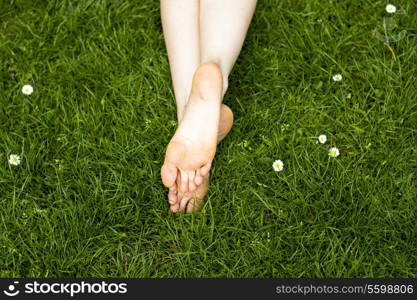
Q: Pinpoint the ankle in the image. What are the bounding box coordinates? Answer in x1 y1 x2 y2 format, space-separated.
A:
176 104 186 122
175 94 189 121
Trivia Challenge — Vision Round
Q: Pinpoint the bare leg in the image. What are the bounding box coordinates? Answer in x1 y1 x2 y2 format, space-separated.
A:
160 0 234 212
200 0 257 91
160 0 200 121
164 0 257 213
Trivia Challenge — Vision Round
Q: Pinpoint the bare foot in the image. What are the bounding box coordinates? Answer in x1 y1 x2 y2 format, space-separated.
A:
161 62 223 195
169 104 233 213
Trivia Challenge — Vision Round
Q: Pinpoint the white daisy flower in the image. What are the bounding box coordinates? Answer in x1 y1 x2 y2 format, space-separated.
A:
385 4 396 14
8 154 21 166
318 135 327 144
332 74 343 82
329 147 340 158
272 159 284 172
22 85 33 95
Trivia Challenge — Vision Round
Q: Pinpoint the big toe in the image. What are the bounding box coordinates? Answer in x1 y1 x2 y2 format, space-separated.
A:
161 162 178 188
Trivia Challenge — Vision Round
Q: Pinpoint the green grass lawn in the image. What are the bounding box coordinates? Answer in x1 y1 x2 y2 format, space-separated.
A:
0 0 415 277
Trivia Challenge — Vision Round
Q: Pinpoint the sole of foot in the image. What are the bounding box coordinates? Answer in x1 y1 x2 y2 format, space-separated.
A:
161 62 223 196
169 104 233 213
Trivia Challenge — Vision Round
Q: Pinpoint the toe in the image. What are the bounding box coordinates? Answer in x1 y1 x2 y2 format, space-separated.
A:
168 190 177 205
177 191 183 203
194 169 203 186
170 203 179 213
187 171 197 192
186 198 201 213
169 185 177 193
176 176 183 201
200 162 212 177
179 169 189 192
161 162 178 188
179 196 191 212
194 175 203 186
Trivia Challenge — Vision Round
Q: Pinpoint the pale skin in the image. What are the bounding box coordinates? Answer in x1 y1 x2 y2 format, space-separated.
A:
160 0 257 213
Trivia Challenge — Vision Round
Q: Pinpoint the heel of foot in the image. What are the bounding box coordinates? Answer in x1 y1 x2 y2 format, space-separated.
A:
192 62 223 98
